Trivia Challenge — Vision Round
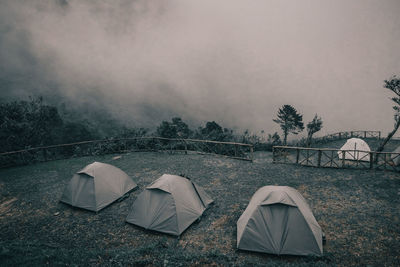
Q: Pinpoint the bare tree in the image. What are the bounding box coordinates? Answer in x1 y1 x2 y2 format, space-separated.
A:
306 114 323 147
376 75 400 153
273 105 304 145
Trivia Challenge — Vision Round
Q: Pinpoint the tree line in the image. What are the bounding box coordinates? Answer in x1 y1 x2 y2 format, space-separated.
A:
0 96 323 153
0 97 268 153
1 75 399 153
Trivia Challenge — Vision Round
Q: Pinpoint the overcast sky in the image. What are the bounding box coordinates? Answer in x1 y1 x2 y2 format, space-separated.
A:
1 0 400 137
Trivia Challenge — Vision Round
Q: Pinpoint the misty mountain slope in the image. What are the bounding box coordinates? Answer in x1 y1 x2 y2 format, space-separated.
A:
1 0 400 134
0 151 398 266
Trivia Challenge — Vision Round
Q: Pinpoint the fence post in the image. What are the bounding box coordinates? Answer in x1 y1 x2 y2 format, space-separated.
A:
305 150 309 165
364 131 366 138
378 131 381 140
42 148 47 161
339 132 342 139
296 148 300 164
250 146 254 162
384 154 387 170
272 147 275 163
235 145 237 157
20 151 23 165
184 141 188 155
370 152 373 169
342 151 346 167
317 150 322 167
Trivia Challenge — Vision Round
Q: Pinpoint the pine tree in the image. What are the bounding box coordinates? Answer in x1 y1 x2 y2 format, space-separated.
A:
273 105 304 145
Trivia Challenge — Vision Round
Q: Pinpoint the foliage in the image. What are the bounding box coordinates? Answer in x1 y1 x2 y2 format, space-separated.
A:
239 129 270 151
200 121 224 140
267 132 281 145
306 114 323 146
0 96 269 159
0 97 64 152
0 96 258 164
62 122 95 144
196 121 235 142
377 75 400 153
385 75 400 115
156 117 191 139
119 127 148 138
248 132 282 151
273 105 304 145
0 97 145 154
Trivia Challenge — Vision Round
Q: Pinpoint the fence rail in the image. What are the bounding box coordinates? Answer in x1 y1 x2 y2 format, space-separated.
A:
272 145 400 172
0 137 253 168
313 130 381 143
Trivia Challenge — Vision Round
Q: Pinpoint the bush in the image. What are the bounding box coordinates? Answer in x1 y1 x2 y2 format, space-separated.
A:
156 117 191 139
0 97 63 152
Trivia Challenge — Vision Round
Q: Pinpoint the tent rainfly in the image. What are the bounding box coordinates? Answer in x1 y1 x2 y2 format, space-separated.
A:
337 138 371 162
391 146 400 166
237 186 323 256
126 174 213 236
60 162 137 212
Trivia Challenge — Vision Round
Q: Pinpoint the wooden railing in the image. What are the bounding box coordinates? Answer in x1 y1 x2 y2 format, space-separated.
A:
0 137 253 168
313 130 381 144
272 145 400 172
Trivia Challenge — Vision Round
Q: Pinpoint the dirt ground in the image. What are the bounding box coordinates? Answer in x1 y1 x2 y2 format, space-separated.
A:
0 150 399 266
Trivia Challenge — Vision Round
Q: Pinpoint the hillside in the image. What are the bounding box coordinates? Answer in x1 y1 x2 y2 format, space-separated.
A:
0 149 399 266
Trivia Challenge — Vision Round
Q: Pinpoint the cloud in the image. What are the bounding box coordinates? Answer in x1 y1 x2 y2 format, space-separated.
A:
1 0 400 135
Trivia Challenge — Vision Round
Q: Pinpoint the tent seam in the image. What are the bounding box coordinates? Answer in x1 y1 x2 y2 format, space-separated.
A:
191 182 206 209
170 192 180 235
93 168 97 211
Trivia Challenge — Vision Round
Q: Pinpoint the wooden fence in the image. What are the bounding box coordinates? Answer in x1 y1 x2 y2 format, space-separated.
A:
0 137 253 168
313 130 381 143
272 146 400 172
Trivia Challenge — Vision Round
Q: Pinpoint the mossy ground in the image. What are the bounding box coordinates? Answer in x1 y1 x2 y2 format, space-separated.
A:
0 143 399 266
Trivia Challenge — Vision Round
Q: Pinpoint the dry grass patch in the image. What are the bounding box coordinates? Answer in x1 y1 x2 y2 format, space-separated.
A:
0 151 398 266
0 197 17 215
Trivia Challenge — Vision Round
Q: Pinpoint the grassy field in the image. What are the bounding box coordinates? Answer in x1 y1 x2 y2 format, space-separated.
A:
0 144 399 266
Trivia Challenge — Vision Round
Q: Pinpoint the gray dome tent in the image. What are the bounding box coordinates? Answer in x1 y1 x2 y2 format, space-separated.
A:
126 174 213 236
237 186 323 256
60 162 137 212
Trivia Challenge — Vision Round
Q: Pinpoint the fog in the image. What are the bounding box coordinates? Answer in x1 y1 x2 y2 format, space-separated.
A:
1 0 400 137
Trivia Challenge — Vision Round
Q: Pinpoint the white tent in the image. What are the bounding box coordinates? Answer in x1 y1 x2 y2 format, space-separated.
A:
60 162 137 212
237 186 323 256
337 138 371 162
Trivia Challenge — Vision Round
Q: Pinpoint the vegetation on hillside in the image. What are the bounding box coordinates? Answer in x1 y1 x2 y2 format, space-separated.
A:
2 73 398 155
0 97 92 153
0 97 272 154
